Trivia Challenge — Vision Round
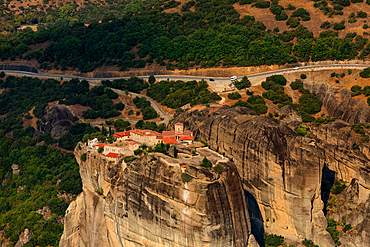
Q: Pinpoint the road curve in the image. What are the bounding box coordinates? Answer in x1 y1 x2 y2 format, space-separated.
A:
2 64 366 123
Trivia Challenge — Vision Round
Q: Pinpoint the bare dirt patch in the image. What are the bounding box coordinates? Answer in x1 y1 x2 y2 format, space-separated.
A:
65 104 91 121
22 106 38 129
163 0 193 14
234 1 370 38
8 0 105 15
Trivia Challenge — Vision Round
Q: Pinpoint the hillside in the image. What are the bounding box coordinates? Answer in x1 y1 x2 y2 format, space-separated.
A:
3 0 370 76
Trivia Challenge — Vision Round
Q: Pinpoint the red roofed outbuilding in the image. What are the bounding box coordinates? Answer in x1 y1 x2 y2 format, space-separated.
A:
162 136 177 144
106 152 119 158
113 131 131 141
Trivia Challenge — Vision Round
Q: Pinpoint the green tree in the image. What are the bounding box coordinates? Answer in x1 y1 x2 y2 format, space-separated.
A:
58 4 75 18
149 75 156 85
360 67 370 78
234 76 251 90
173 146 178 158
200 156 212 168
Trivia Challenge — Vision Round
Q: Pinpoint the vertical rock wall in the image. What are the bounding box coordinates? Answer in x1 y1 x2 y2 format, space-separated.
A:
60 145 255 247
175 107 334 245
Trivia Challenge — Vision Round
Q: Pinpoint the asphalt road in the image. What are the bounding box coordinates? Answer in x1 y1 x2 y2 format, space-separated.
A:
3 64 370 83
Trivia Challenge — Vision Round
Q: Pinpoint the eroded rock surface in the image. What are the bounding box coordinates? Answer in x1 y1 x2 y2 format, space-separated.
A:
306 81 370 124
175 106 370 246
14 229 32 247
36 104 75 139
60 144 256 247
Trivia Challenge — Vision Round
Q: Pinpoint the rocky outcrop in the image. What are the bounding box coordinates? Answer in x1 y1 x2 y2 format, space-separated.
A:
305 81 370 124
14 229 32 247
175 106 370 245
36 206 51 221
36 104 75 139
175 106 335 245
60 144 256 247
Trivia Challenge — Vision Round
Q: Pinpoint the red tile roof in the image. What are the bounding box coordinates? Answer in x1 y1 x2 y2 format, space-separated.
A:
162 136 177 144
175 123 184 126
179 136 194 141
113 131 130 138
162 131 176 137
180 164 187 168
96 144 106 147
129 142 138 145
106 152 119 158
131 129 161 137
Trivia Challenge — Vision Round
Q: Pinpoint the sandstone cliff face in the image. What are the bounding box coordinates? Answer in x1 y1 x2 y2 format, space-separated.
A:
305 81 370 124
60 144 256 247
310 123 370 247
175 106 370 246
36 104 75 139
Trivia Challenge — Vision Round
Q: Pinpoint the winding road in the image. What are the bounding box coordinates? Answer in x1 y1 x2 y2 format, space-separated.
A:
2 64 370 83
3 63 370 124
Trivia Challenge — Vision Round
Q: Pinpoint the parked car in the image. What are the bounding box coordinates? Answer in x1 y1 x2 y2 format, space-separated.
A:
293 67 299 70
209 78 214 81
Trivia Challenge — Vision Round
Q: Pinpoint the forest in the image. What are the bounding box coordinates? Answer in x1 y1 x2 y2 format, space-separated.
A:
1 0 370 73
0 74 123 245
146 79 221 109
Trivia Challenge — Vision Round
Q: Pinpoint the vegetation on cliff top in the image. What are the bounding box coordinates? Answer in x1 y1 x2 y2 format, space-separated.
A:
147 80 221 109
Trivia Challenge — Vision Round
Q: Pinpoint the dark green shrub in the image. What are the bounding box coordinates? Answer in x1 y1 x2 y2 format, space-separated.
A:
114 103 125 111
331 180 347 194
81 153 87 161
97 187 104 195
264 233 285 247
343 224 352 232
348 17 357 24
213 164 224 174
357 11 367 18
181 173 193 183
326 218 341 245
351 85 362 96
286 16 300 28
333 0 350 6
240 0 254 4
300 74 307 79
228 91 242 100
252 0 271 8
286 3 296 10
353 142 360 150
234 76 251 90
296 123 309 136
266 75 287 85
290 79 303 90
124 156 137 163
200 156 212 168
333 21 345 30
320 21 331 29
292 8 311 21
302 238 319 247
360 67 370 78
320 30 338 38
